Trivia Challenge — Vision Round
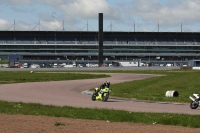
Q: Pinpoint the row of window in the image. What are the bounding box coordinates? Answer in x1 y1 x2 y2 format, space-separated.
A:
0 50 199 54
0 37 199 41
1 45 200 50
0 40 199 44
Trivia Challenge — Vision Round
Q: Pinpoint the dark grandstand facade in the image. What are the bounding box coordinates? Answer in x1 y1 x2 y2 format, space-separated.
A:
0 31 200 66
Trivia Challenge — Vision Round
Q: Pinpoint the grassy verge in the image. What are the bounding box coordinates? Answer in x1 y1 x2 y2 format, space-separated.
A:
0 71 110 84
110 70 200 103
0 101 199 128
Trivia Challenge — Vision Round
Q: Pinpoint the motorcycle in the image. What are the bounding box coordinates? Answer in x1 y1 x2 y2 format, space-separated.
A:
189 93 200 109
91 87 111 102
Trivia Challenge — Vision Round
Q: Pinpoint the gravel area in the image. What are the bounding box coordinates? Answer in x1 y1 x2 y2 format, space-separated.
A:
0 114 199 133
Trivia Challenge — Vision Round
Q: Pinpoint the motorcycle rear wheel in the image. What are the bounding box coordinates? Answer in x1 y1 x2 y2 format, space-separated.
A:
190 101 199 109
91 93 96 101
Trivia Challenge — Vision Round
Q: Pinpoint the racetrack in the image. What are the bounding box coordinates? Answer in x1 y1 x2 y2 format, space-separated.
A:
0 72 199 115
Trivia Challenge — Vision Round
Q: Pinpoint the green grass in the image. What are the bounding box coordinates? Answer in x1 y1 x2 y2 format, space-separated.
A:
0 101 199 128
110 70 200 103
0 71 110 84
0 69 200 128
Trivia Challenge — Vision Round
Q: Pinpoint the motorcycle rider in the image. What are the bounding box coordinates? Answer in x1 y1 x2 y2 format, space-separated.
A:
96 81 110 93
106 81 110 88
100 81 110 89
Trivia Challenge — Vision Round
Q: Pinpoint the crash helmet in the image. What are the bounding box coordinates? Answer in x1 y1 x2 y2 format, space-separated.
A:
106 81 110 86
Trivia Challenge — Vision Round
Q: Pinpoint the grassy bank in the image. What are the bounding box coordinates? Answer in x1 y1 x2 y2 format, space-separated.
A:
0 71 110 84
111 70 200 103
0 101 199 128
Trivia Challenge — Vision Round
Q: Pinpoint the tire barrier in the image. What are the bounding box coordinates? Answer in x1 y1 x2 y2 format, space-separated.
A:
165 90 179 97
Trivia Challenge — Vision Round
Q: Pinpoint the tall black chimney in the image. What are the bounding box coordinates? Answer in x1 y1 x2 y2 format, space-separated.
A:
98 13 103 67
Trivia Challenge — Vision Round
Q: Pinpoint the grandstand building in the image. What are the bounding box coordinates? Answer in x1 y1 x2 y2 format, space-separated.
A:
0 30 200 66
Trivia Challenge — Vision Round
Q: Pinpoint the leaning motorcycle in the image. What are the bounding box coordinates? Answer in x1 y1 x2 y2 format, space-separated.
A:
91 87 111 102
189 93 200 109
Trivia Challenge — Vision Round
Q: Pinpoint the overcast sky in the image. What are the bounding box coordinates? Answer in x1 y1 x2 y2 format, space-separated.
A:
0 0 200 32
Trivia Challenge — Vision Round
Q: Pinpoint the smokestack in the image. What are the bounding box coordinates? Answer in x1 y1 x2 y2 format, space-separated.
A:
98 13 103 67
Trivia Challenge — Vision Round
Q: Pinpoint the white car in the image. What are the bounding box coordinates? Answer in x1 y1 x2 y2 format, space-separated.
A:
30 64 40 68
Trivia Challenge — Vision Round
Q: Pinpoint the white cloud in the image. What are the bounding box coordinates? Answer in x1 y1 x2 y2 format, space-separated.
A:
0 19 8 25
39 20 63 31
0 19 12 30
0 20 32 31
15 22 32 31
122 0 200 27
1 0 200 31
55 0 120 20
36 0 121 30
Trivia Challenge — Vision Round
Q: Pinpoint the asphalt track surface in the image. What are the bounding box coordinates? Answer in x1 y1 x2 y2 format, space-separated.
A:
0 67 199 115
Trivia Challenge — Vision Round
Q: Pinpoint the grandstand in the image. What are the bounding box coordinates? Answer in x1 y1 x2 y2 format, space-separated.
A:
0 30 200 67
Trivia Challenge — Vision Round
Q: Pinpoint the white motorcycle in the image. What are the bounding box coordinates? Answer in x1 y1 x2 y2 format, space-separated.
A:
189 94 200 109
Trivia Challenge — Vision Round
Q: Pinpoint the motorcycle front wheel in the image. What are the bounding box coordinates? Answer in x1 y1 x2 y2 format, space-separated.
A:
190 101 199 109
102 93 109 102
